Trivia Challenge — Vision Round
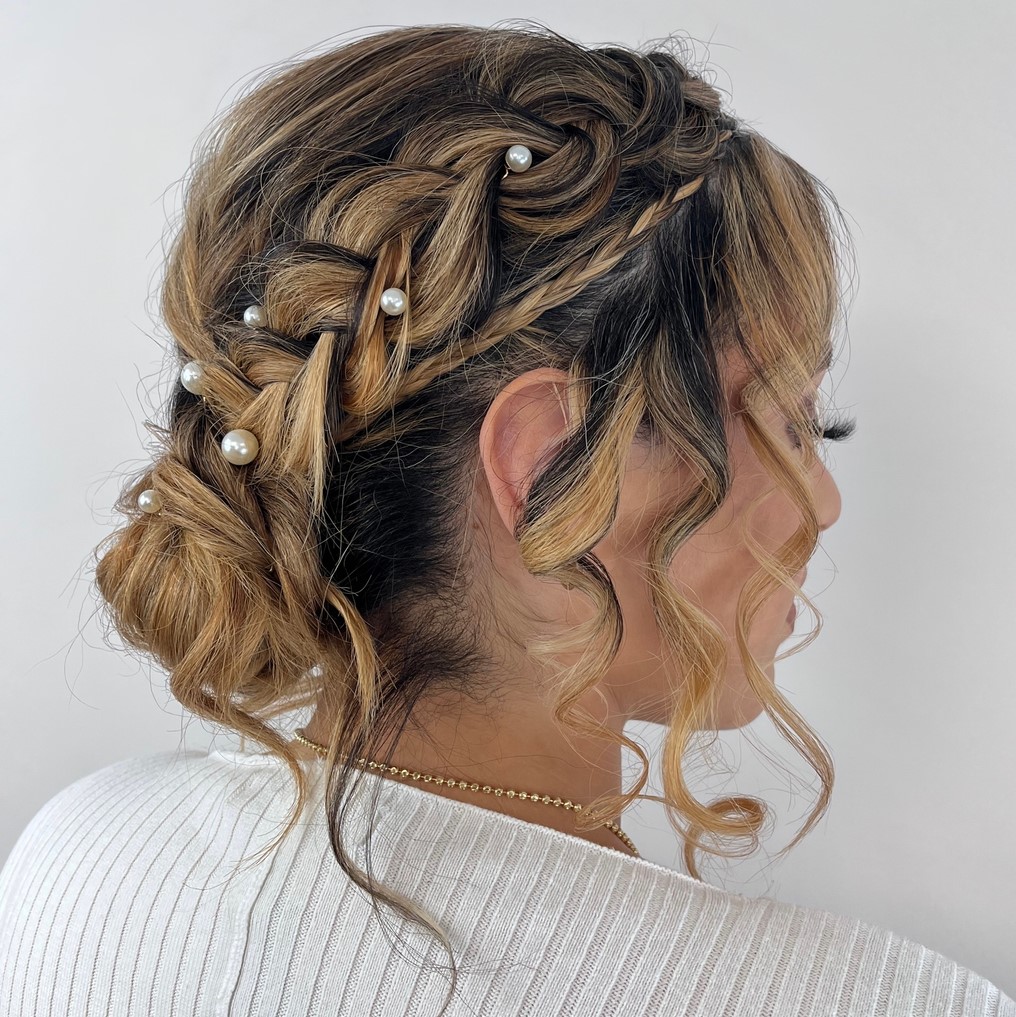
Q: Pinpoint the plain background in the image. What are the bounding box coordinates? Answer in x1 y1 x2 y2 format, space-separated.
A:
2 0 1014 997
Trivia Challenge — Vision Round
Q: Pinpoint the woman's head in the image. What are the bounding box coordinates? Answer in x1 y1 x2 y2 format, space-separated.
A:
93 21 855 1004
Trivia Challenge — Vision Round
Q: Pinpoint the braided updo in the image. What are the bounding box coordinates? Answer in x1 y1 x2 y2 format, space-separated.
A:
93 22 852 1014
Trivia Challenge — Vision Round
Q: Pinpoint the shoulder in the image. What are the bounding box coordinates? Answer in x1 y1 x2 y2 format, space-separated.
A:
632 858 1013 1014
0 747 301 1016
0 749 204 902
364 784 1016 1015
561 863 1015 1014
0 748 231 898
621 871 1015 1016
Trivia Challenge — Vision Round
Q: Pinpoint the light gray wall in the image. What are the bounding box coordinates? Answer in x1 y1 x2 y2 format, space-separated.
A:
3 0 1013 996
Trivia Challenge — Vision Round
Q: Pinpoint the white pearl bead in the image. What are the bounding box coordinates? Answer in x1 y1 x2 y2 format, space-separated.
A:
243 304 267 327
180 360 205 395
220 428 260 465
137 489 162 513
379 287 407 315
504 144 532 173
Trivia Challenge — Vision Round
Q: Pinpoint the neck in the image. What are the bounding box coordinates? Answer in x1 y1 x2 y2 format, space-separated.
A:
296 693 632 853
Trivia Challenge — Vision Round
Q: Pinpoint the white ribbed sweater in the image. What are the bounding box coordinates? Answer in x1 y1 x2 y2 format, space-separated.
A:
0 745 1012 1016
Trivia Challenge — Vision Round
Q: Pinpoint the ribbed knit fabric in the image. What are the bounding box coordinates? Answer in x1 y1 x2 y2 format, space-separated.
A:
0 745 1012 1016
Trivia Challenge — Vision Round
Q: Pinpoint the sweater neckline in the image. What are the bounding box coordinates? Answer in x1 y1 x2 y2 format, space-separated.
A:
208 743 699 884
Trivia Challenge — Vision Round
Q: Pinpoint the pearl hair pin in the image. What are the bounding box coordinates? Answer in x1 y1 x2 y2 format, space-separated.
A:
179 360 205 395
503 143 532 175
220 429 260 465
137 489 162 514
243 304 267 328
379 287 407 316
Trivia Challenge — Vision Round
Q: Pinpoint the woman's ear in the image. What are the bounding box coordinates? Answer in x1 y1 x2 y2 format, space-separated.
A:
478 368 574 537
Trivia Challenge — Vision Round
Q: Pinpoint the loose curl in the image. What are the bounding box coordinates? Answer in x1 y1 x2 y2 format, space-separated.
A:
93 20 856 1016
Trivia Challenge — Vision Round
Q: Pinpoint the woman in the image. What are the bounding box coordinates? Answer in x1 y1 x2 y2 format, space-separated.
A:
0 21 1011 1017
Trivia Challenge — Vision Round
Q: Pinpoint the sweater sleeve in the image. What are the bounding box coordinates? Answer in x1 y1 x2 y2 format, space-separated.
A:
0 756 225 1017
0 769 101 1016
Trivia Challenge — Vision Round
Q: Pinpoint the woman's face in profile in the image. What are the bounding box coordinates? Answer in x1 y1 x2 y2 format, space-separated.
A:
589 349 842 730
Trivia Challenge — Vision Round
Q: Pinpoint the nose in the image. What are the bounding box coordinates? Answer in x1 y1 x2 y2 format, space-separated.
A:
818 465 842 533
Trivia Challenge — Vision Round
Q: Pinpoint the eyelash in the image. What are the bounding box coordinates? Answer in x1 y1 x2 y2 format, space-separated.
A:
787 410 857 450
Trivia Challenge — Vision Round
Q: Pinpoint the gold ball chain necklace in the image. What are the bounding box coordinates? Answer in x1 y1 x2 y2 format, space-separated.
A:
291 728 640 858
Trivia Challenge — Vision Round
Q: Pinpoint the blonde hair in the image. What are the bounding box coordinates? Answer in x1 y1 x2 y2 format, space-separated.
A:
93 21 856 1015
